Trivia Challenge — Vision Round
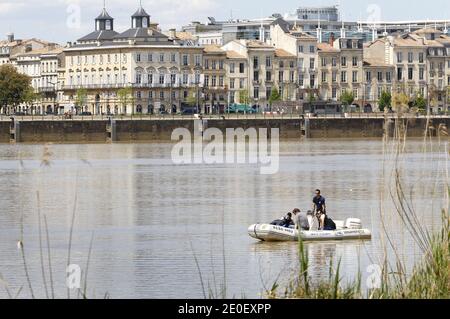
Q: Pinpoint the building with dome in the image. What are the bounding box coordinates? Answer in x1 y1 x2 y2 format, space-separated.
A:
62 4 204 115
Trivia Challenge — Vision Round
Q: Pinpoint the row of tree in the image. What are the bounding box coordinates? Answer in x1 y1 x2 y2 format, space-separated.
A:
0 64 37 114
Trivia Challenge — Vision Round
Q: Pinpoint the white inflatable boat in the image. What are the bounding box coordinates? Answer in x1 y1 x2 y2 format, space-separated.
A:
248 218 372 242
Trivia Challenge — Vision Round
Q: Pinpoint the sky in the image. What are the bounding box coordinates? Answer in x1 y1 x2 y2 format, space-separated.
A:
0 0 449 44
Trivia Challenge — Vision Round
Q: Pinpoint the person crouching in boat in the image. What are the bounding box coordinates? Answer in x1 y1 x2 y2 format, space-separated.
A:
293 209 310 231
270 212 294 228
313 189 327 230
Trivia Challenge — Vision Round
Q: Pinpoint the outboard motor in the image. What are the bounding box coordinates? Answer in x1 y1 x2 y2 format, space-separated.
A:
345 218 363 229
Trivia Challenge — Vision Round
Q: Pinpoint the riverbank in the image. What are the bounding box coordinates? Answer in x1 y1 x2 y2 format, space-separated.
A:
0 116 448 143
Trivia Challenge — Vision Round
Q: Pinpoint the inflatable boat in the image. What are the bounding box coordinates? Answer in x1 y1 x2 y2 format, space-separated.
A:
248 218 372 242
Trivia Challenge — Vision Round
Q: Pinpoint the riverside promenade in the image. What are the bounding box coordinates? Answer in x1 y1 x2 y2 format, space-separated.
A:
0 113 448 143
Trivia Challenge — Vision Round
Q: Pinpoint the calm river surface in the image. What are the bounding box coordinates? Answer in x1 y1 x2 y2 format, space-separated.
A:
0 139 448 299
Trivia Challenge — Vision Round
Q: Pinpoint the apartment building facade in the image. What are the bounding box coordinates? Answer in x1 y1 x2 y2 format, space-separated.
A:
270 20 318 102
365 28 450 112
62 6 204 115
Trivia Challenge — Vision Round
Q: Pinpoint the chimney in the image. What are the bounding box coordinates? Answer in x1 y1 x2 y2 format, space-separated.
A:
329 32 335 46
169 28 177 39
7 33 14 43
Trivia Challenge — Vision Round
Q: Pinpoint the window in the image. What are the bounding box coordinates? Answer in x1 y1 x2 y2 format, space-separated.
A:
204 75 209 87
239 79 244 89
182 55 188 66
299 45 304 53
321 71 327 83
386 72 392 83
397 67 403 81
397 52 403 63
309 58 315 69
136 54 141 62
219 76 224 87
171 72 176 84
230 78 235 89
341 57 347 67
352 56 358 67
377 72 383 82
239 63 245 74
408 67 413 80
182 73 188 85
159 53 164 62
309 45 315 53
310 74 315 87
332 87 337 99
136 72 142 84
253 71 259 82
278 71 284 82
253 56 259 69
160 91 165 100
211 75 217 87
266 71 272 81
195 55 201 67
290 61 295 69
352 71 358 83
148 72 153 84
266 87 272 99
419 68 424 80
299 74 304 86
331 57 337 67
159 72 165 84
408 52 413 63
366 71 371 82
266 56 271 67
321 58 327 67
219 60 224 70
419 53 424 63
148 53 153 62
279 60 284 68
341 71 347 83
254 87 259 99
230 63 235 74
332 71 337 83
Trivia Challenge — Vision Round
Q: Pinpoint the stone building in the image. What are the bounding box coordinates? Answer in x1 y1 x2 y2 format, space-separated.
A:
62 5 204 115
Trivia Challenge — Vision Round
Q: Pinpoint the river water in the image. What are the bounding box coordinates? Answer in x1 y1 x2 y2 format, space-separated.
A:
0 139 448 299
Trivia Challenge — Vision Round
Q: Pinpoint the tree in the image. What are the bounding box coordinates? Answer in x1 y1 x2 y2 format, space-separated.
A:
413 94 426 112
238 89 250 106
268 87 281 106
0 64 33 114
118 87 133 115
378 91 392 112
392 92 410 114
186 88 197 106
75 88 88 114
340 90 355 106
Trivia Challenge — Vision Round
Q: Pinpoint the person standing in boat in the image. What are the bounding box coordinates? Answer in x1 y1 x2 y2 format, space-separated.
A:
313 189 327 230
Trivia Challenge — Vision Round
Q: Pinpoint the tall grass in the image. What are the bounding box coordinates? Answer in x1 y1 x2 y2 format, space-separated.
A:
268 116 449 299
0 146 103 299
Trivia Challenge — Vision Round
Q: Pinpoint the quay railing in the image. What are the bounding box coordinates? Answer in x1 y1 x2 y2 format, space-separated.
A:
0 112 449 122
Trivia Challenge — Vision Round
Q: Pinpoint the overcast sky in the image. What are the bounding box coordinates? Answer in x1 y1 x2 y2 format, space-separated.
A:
0 0 449 44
